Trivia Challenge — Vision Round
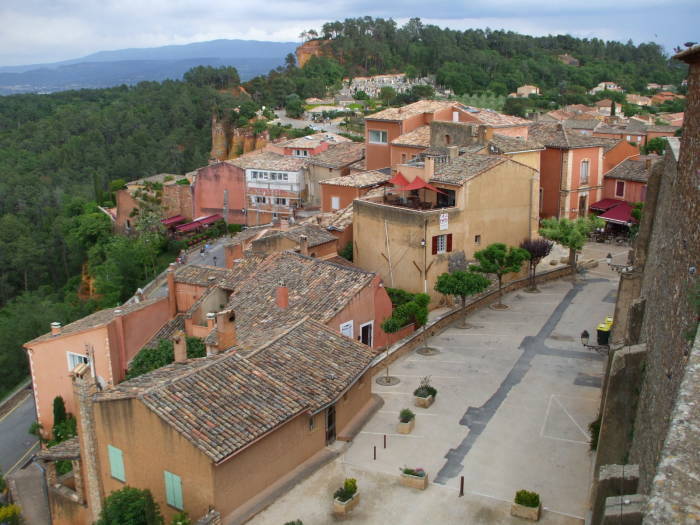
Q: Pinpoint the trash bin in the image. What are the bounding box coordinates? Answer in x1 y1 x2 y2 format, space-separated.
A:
597 323 611 345
605 316 614 328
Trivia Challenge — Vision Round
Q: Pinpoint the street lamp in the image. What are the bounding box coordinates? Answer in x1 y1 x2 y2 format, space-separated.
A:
580 330 624 355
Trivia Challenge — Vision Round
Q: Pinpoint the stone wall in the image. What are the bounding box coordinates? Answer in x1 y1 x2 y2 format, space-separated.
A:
628 53 700 490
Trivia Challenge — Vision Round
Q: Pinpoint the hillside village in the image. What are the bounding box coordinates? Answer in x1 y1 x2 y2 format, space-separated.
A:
1 31 698 525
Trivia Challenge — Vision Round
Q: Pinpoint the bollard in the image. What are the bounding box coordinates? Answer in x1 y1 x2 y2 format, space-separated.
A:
459 476 464 497
373 445 377 460
384 434 387 449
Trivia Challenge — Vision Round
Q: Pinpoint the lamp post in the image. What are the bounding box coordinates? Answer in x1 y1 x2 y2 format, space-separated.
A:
605 253 634 274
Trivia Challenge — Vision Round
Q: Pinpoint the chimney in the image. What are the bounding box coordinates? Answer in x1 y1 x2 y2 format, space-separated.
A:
425 157 435 177
172 331 187 364
51 322 62 336
276 282 289 309
206 312 216 331
447 146 459 161
167 262 177 318
299 234 309 256
645 158 652 170
216 308 237 350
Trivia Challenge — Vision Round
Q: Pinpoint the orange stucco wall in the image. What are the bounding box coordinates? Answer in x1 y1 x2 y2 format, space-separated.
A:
539 148 564 218
327 275 395 349
391 144 425 167
26 299 169 432
365 120 402 170
193 162 246 225
603 143 640 173
94 398 215 523
603 178 646 203
174 282 210 313
567 147 603 218
321 184 361 212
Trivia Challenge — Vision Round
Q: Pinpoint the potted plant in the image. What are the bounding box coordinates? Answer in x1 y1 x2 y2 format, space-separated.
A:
399 467 429 490
397 409 415 434
511 489 541 521
333 478 359 514
413 376 437 408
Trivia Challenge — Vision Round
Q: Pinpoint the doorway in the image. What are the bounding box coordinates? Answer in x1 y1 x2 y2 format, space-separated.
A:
360 322 373 347
578 194 588 218
325 405 336 444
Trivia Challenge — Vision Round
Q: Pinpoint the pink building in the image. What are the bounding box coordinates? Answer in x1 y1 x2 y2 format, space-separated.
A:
602 155 661 203
192 162 247 225
265 132 351 158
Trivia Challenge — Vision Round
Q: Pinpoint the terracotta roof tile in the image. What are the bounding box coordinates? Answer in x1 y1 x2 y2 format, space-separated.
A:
391 125 431 147
276 132 351 149
226 151 305 172
366 100 455 121
174 265 230 287
320 170 391 188
529 122 609 149
605 156 661 182
305 142 365 168
431 153 508 186
488 134 544 153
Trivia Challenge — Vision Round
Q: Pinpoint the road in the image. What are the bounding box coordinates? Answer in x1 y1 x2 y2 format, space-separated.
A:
272 110 344 134
0 392 39 475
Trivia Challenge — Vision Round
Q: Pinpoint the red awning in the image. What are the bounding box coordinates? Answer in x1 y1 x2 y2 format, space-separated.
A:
388 171 409 187
175 214 223 233
590 198 625 212
599 202 634 225
161 215 186 226
399 177 447 194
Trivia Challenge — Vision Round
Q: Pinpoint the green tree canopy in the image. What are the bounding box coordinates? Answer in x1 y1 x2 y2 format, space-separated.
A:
434 271 490 327
472 243 530 307
539 216 603 267
97 487 164 525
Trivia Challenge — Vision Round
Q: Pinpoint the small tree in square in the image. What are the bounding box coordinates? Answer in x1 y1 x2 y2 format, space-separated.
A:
435 271 490 327
472 243 530 309
539 216 603 268
520 238 554 292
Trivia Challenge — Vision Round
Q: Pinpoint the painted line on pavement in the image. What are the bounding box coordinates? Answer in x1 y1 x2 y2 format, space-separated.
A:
359 431 424 439
6 442 39 475
0 392 31 424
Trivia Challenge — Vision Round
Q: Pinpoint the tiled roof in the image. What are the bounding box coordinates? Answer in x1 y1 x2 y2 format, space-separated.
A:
543 110 575 121
279 224 338 247
142 315 186 350
563 119 599 130
226 226 270 246
320 170 391 188
391 125 431 147
37 436 81 461
227 251 375 349
305 142 364 169
605 156 660 182
431 153 507 186
646 125 680 133
247 318 374 412
488 134 544 153
300 205 354 232
348 158 366 172
96 318 374 463
174 265 230 287
26 297 164 345
455 105 531 127
276 132 351 149
218 256 267 291
596 137 625 153
226 151 305 172
366 100 455 121
529 122 608 149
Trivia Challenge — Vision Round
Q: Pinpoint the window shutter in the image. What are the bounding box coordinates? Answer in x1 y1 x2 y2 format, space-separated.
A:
164 471 183 510
446 234 453 252
108 445 125 482
431 236 438 255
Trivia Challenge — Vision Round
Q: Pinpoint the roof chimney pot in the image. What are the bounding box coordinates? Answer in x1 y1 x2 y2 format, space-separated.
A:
51 322 62 336
173 331 187 364
299 235 309 256
276 282 289 309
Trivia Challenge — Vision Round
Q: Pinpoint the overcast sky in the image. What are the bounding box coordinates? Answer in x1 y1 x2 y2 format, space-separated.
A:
1 0 697 66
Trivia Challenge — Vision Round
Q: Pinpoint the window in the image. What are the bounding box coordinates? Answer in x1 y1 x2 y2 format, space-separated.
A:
293 149 309 157
164 471 183 510
255 196 266 204
626 135 632 141
250 171 258 179
309 415 316 431
331 196 340 210
401 153 406 163
436 188 455 208
262 172 269 180
615 181 625 197
431 234 452 255
282 173 289 181
67 352 89 371
368 129 388 144
270 173 277 181
274 197 287 205
108 445 125 482
580 160 590 185
474 235 481 245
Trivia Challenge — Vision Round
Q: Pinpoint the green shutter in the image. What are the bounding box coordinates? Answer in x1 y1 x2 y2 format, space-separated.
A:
107 445 125 482
164 471 183 510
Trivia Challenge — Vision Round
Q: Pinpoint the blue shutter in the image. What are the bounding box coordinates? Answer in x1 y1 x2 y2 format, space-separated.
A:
107 445 125 482
164 471 183 510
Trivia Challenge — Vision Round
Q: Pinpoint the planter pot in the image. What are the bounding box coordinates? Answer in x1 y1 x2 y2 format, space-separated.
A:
510 502 541 521
397 418 415 434
333 492 360 514
414 395 434 408
400 472 429 490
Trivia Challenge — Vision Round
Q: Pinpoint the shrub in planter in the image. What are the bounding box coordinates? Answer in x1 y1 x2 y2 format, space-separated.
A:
399 467 429 489
413 376 437 399
512 489 541 521
399 409 415 423
333 478 357 502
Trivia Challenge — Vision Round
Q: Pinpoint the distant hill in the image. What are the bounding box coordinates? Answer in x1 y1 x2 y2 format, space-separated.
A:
0 39 297 95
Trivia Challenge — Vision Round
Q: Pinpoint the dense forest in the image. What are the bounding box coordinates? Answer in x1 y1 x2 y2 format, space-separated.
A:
243 17 687 108
0 72 252 396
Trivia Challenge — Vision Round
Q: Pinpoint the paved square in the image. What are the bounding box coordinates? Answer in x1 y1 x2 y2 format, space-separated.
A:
248 252 618 525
